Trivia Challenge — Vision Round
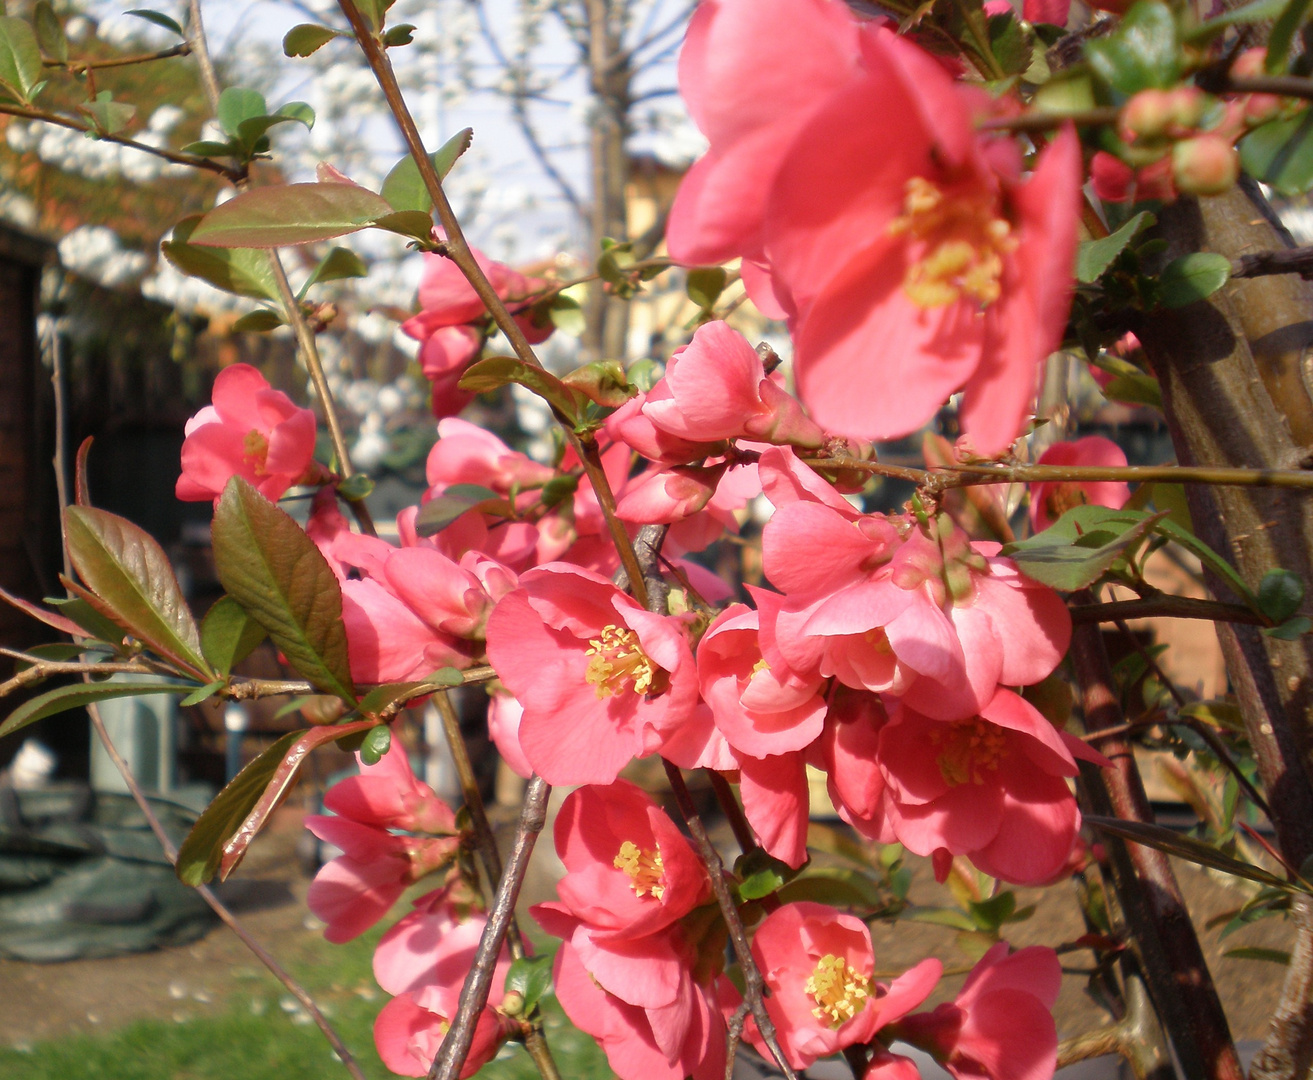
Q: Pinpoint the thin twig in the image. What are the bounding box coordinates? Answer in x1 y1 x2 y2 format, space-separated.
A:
428 775 552 1080
724 999 750 1080
1226 74 1313 101
47 326 71 582
185 0 222 114
45 43 192 70
86 702 367 1080
1068 595 1268 626
661 759 799 1080
1055 1024 1126 1068
709 770 757 856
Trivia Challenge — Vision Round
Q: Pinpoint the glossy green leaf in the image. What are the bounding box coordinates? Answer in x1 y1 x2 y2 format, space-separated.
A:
176 720 373 885
901 906 980 932
1158 252 1230 309
458 355 586 420
162 215 280 301
413 483 507 536
1259 569 1305 623
1266 615 1313 639
230 309 283 333
775 868 891 911
181 139 238 157
987 11 1033 76
686 266 727 310
217 86 267 138
234 110 314 156
189 183 395 248
505 955 554 1015
49 593 131 646
1268 0 1313 72
34 2 67 63
1239 110 1313 195
0 680 193 740
1086 0 1179 95
284 23 340 57
381 128 473 213
65 506 211 679
372 210 438 241
1153 516 1258 608
301 246 367 295
0 583 84 637
180 680 226 707
383 23 416 46
1224 946 1292 964
81 91 134 136
211 477 356 702
1076 211 1155 284
735 849 795 901
0 16 44 103
548 294 584 336
337 472 374 501
1084 815 1295 890
125 8 184 35
1000 506 1166 591
358 724 391 765
1101 371 1163 410
560 361 634 407
200 595 267 676
969 891 1017 930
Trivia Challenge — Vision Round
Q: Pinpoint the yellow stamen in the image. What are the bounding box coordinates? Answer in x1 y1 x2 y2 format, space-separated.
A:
930 718 1009 786
242 429 271 476
613 840 665 899
584 624 663 699
888 176 1017 310
804 954 870 1028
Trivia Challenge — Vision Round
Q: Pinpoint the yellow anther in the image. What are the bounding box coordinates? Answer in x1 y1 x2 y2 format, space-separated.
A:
930 718 1010 786
585 624 662 699
888 176 1017 310
804 954 871 1028
242 429 271 476
614 840 665 899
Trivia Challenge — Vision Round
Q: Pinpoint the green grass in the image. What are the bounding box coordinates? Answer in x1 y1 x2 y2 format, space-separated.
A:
0 926 614 1080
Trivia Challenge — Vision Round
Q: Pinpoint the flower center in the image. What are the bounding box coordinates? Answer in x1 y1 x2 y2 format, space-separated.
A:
613 840 665 899
243 429 271 476
931 719 1009 786
805 954 870 1028
585 624 663 699
888 177 1017 310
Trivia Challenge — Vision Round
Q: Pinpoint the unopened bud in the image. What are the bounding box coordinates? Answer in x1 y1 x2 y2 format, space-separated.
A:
500 991 525 1017
1172 135 1240 195
1231 47 1268 81
1165 86 1207 131
1120 89 1175 143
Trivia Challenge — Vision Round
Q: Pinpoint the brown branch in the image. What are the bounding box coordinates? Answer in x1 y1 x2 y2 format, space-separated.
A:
1068 595 1268 626
1070 615 1244 1080
1232 247 1313 281
0 654 159 698
661 759 799 1080
184 0 222 114
86 701 367 1080
428 775 551 1080
976 106 1120 133
45 43 192 70
1226 74 1313 101
0 101 244 181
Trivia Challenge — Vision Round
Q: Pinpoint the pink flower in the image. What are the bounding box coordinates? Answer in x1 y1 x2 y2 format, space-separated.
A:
487 691 533 778
324 743 457 836
553 781 710 941
1029 435 1131 531
640 321 823 449
484 563 700 784
669 2 1081 456
877 688 1086 884
176 363 320 503
374 990 510 1078
821 688 894 843
747 902 941 1070
426 418 555 495
896 944 1060 1080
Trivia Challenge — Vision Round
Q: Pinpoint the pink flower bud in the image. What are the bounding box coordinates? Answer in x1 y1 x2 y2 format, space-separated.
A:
1172 134 1240 195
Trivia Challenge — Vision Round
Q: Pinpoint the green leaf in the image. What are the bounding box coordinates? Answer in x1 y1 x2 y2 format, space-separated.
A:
34 2 67 63
1033 70 1096 115
301 246 367 295
372 210 437 242
231 309 283 333
969 891 1018 930
181 139 238 157
1001 506 1166 590
337 473 374 501
175 721 374 885
125 8 185 36
686 266 727 310
1076 211 1155 284
560 361 635 407
901 906 980 932
355 681 433 716
200 595 267 676
189 183 395 248
1102 371 1163 410
358 724 391 765
234 111 313 157
1185 0 1286 39
49 594 131 646
0 17 44 103
735 849 795 900
162 215 280 301
775 868 891 911
0 680 193 740
1152 515 1259 609
1240 110 1313 196
211 477 356 702
284 23 340 57
1224 946 1291 964
1266 615 1313 639
413 483 507 536
1084 815 1295 890
547 294 585 336
987 11 1034 76
458 355 586 420
81 91 135 136
65 506 212 679
1158 252 1230 308
504 955 553 1015
1268 0 1313 72
181 679 226 707
1259 569 1305 623
217 86 268 138
1086 0 1179 95
381 128 474 213
382 23 416 46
